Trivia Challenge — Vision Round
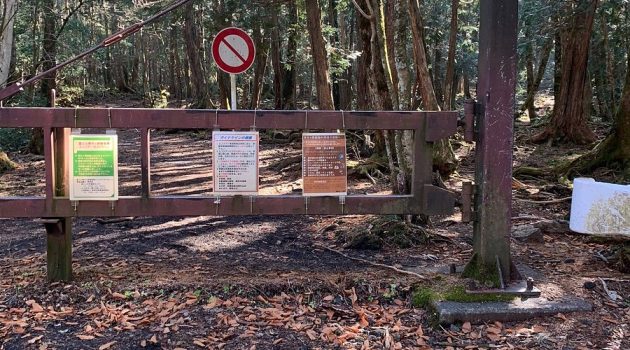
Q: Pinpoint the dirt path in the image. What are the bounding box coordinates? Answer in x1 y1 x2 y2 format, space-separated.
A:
0 122 628 349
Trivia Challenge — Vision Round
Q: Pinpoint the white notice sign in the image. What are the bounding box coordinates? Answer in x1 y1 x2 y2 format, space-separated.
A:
212 131 259 195
69 134 118 201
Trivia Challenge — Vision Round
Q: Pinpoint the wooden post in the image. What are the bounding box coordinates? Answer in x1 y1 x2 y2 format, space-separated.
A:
46 89 73 281
464 0 519 286
140 128 151 198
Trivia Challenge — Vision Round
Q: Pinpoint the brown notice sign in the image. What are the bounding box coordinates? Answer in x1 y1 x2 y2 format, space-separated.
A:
302 133 347 196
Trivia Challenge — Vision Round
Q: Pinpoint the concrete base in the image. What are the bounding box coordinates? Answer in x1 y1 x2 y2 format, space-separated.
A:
434 297 592 324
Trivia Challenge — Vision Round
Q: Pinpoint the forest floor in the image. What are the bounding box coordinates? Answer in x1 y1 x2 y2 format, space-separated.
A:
0 100 628 349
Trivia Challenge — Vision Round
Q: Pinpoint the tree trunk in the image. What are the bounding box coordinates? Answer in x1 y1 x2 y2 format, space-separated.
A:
183 3 210 108
282 0 299 109
553 31 562 104
442 0 458 111
337 9 352 110
519 37 553 119
250 20 268 109
408 0 457 176
394 0 411 111
533 0 598 144
356 6 371 111
384 0 400 110
270 9 283 109
0 0 17 89
305 0 334 110
40 0 57 103
561 52 630 179
169 24 181 99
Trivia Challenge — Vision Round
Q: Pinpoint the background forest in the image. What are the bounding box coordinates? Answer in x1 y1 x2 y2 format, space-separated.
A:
1 0 629 179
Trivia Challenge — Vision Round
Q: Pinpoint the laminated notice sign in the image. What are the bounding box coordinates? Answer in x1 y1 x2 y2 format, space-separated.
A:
212 131 259 195
69 134 118 201
302 133 347 196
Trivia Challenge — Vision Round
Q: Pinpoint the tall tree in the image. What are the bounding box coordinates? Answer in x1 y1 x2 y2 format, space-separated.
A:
562 51 630 179
305 0 334 110
0 0 17 89
442 0 459 111
282 0 299 109
183 3 211 108
408 0 457 175
533 0 599 144
40 0 57 102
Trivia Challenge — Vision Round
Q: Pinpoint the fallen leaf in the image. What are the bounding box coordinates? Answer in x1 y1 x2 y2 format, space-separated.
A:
31 302 44 313
28 335 43 344
349 288 358 305
486 332 500 342
323 295 334 302
99 341 116 350
273 339 283 345
111 292 127 300
306 329 318 340
77 335 95 340
462 321 471 333
486 326 501 334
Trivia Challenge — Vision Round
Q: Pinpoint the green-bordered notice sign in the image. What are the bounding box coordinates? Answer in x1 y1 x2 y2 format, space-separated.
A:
69 134 118 201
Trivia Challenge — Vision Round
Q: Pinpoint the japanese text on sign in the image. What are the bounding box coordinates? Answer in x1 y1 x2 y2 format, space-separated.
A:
212 131 259 195
69 135 118 201
302 133 347 196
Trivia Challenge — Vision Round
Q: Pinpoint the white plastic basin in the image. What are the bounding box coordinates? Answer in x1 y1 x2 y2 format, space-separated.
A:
569 178 630 235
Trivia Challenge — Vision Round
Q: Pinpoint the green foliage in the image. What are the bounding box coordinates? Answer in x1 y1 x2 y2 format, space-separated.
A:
411 287 437 309
145 89 170 108
0 128 32 152
0 151 17 173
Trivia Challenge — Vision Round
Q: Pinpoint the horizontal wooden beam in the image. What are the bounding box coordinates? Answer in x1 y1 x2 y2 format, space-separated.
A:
0 187 454 218
0 108 457 138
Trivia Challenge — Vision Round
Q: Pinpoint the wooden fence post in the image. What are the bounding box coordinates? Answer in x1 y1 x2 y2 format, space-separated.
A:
464 0 519 286
46 89 73 281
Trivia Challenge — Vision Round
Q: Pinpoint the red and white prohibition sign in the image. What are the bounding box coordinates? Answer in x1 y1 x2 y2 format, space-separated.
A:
211 27 256 74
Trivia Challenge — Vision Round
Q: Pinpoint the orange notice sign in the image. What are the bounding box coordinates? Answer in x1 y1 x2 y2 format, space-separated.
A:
302 133 347 196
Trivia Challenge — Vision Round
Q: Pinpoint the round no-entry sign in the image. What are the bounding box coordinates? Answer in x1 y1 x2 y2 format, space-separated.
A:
212 27 255 74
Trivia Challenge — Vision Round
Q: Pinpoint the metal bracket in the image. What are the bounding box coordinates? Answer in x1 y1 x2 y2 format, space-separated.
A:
214 109 220 130
461 181 478 223
214 196 221 216
463 99 483 142
339 196 346 214
251 109 257 131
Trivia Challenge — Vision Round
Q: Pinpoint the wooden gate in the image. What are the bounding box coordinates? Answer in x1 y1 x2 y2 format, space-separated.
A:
0 107 457 280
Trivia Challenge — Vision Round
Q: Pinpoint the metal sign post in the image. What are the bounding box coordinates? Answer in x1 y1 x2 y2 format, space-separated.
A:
212 27 256 110
231 74 237 110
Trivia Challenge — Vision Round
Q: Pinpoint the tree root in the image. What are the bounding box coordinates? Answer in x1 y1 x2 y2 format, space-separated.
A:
516 134 629 181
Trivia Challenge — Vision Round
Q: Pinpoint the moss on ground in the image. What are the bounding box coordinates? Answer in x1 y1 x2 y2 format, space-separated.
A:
0 152 16 173
462 253 501 288
412 285 516 309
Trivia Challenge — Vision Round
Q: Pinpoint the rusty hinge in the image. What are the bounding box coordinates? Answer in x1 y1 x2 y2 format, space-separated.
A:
463 99 482 142
461 181 478 223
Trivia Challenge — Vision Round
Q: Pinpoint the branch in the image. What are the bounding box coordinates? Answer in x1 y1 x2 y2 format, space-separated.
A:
313 243 428 280
351 0 372 20
55 0 86 40
516 196 572 204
